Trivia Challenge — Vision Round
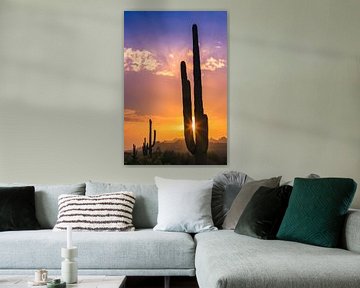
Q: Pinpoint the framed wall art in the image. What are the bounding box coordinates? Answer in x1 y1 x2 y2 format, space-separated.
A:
124 11 227 165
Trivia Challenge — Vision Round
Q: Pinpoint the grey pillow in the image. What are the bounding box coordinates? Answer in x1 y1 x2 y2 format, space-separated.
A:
222 176 281 230
0 183 85 228
212 171 250 228
86 181 158 229
283 173 320 186
153 177 217 233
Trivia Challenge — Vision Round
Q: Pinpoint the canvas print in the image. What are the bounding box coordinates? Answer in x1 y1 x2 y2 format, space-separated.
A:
124 11 227 165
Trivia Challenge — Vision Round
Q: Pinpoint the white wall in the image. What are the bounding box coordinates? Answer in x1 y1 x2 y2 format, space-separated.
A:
0 0 359 207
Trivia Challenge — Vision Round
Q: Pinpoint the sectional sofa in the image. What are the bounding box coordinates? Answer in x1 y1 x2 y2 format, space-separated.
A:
0 181 360 288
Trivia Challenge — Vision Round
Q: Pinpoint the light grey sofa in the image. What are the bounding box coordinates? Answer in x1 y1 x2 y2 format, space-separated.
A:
0 181 195 279
0 181 360 288
195 212 360 288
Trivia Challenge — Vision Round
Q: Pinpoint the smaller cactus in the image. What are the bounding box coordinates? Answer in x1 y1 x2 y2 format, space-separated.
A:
132 144 137 160
142 119 157 157
142 138 148 156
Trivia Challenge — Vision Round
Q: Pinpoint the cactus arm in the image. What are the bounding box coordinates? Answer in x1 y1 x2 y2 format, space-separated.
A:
148 119 156 157
181 61 196 154
192 24 204 116
149 119 152 151
192 24 208 158
152 130 156 147
197 114 209 153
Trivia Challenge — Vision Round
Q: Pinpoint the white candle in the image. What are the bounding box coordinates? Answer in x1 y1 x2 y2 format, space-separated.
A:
67 225 72 249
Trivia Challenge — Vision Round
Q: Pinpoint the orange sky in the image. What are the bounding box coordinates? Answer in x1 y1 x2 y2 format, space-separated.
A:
124 67 227 150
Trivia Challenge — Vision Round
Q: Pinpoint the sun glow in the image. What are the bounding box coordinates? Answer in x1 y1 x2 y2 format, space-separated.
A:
192 116 196 134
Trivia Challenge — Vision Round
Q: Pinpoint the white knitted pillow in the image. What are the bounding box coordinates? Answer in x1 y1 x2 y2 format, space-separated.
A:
53 192 135 231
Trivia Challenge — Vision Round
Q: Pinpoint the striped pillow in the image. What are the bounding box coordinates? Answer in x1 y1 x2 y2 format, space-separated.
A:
53 192 135 231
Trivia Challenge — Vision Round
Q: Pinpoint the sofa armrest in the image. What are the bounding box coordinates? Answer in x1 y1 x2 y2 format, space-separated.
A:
342 209 360 253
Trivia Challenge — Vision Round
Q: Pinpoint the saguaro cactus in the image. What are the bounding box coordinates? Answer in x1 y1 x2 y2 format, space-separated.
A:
142 119 157 157
148 119 156 157
142 138 148 156
132 144 137 160
181 24 208 164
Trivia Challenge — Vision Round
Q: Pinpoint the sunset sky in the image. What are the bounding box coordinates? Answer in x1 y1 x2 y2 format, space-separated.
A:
124 11 227 150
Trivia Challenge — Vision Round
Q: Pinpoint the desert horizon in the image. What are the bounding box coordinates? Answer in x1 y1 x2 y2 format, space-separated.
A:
124 136 227 152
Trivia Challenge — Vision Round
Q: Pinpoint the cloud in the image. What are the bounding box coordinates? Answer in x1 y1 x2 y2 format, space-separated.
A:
201 57 226 71
215 41 223 49
124 109 148 122
155 70 175 77
124 47 225 77
124 48 160 72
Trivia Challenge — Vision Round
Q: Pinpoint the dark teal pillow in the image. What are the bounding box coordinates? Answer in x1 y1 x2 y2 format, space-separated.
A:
277 178 357 247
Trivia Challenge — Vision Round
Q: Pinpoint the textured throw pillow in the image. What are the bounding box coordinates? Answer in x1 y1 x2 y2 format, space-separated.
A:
86 181 158 229
154 177 217 233
222 176 281 230
0 186 40 231
53 192 136 231
235 185 293 239
212 171 250 228
277 178 357 247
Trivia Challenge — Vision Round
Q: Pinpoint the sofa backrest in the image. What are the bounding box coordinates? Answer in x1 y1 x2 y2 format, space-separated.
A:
86 181 158 229
0 183 86 229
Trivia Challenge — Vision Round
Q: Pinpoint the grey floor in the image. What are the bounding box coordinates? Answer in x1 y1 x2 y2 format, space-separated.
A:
126 276 199 288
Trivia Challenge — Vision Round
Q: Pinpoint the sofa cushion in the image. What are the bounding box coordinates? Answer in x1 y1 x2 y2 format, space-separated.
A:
153 177 216 233
195 230 360 288
86 181 158 229
234 185 292 239
277 178 357 247
222 176 281 229
0 229 195 271
212 171 249 228
0 186 40 231
0 183 85 229
53 192 136 232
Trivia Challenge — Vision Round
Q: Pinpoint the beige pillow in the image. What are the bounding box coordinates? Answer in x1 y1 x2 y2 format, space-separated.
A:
222 176 281 229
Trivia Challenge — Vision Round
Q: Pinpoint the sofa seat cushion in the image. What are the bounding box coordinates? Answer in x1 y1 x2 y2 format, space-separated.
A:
195 230 360 288
0 229 195 270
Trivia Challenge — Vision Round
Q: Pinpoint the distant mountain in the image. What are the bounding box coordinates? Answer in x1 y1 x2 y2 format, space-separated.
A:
154 138 188 154
152 137 227 156
210 137 227 144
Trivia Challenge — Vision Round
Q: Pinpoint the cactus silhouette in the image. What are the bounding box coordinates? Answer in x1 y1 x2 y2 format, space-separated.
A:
181 24 208 164
132 144 137 160
142 119 157 157
142 138 148 156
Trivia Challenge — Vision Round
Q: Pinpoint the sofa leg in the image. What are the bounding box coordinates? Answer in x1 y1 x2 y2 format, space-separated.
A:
164 276 170 288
